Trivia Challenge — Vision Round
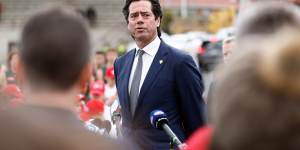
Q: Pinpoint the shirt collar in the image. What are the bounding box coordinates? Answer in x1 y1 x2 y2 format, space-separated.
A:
135 36 161 57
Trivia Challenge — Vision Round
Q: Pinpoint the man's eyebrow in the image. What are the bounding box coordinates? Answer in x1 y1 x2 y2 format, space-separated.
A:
130 11 150 14
129 11 138 14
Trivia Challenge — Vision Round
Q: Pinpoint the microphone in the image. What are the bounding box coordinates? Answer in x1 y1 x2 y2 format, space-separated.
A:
112 107 122 137
112 110 121 124
150 110 183 147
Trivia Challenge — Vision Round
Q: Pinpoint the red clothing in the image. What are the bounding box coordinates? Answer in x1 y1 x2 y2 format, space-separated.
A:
86 99 104 115
80 111 90 122
90 80 105 97
3 84 22 98
185 126 213 150
3 84 24 107
105 67 114 80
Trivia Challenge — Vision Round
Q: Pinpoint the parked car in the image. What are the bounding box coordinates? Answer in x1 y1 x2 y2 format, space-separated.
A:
197 40 223 71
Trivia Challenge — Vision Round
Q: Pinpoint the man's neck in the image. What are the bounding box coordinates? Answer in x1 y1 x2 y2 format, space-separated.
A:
136 35 157 49
23 86 79 113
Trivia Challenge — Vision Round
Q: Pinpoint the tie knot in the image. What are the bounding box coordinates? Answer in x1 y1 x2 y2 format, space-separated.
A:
137 49 145 56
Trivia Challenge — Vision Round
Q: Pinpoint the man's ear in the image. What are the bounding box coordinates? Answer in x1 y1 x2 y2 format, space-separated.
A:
78 63 92 93
156 17 161 27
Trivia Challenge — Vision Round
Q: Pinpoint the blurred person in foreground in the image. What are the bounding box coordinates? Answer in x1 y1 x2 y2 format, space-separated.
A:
186 2 300 150
114 0 205 149
235 1 300 53
0 110 116 150
210 25 300 150
210 1 300 123
7 5 132 150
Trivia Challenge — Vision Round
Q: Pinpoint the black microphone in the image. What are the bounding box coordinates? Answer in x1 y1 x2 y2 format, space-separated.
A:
150 110 183 147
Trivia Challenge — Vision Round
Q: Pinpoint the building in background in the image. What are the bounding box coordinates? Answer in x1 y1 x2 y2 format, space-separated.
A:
160 0 238 33
0 0 131 62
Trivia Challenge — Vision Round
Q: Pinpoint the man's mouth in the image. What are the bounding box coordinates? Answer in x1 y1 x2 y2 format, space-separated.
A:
136 27 145 32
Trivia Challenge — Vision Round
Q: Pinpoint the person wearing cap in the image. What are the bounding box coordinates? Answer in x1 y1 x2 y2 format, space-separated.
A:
90 80 105 99
87 98 105 117
84 99 108 135
103 66 119 137
88 80 116 136
104 66 117 106
89 80 109 121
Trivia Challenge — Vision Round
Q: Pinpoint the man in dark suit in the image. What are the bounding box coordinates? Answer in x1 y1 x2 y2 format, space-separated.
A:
114 0 205 149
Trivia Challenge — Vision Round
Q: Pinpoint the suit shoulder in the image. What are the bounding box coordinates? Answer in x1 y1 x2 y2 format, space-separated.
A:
115 49 135 64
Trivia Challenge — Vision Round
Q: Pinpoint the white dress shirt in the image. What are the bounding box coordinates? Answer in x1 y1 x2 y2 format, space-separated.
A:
128 36 161 94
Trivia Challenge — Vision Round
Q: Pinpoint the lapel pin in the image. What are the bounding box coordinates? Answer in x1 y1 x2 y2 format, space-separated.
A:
159 60 163 64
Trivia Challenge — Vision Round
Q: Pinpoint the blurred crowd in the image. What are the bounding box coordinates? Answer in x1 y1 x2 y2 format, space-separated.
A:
0 40 124 137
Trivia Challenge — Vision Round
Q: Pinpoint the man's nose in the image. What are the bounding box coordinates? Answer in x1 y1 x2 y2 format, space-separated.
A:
137 14 144 24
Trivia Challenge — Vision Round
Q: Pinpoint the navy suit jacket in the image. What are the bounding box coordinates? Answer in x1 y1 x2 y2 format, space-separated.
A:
114 41 205 150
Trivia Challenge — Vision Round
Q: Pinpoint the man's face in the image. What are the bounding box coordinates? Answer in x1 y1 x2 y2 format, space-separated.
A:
222 39 234 64
127 0 160 45
10 53 19 73
106 51 118 63
95 54 105 66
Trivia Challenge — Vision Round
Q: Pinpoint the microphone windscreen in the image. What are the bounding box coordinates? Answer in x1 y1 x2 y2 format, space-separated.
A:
150 110 168 129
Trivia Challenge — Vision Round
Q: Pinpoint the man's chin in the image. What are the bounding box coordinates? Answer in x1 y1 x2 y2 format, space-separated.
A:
134 35 148 42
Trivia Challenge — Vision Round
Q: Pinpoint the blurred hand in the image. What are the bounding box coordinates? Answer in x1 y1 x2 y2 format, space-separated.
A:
178 143 188 150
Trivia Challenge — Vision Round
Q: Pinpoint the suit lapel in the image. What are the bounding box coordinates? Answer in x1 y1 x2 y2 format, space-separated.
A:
133 41 169 117
121 49 136 120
